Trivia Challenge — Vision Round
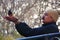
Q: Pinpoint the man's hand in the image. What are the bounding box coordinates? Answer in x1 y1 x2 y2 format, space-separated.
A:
4 16 19 24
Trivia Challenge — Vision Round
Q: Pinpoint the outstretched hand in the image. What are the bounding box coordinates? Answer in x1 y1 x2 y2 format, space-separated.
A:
4 16 19 24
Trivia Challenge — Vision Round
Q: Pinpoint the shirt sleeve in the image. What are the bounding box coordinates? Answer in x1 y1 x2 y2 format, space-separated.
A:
15 22 35 37
15 22 48 37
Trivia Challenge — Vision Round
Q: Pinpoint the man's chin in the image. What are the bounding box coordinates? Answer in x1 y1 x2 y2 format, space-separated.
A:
43 22 45 23
42 20 47 24
42 20 45 23
42 21 45 23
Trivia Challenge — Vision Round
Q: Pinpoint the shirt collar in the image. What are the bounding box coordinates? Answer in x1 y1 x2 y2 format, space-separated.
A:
42 22 56 26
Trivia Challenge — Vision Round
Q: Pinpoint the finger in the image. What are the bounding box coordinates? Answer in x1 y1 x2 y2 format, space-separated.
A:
3 16 7 19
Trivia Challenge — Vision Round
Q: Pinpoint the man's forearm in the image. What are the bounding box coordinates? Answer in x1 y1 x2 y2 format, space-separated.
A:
14 20 20 24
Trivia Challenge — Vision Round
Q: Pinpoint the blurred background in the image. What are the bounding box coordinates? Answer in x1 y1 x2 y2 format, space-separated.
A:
0 0 60 40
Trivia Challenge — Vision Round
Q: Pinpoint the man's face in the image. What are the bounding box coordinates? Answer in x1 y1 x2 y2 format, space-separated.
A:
42 13 54 23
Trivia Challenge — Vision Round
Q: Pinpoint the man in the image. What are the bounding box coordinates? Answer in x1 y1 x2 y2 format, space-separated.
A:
4 9 59 37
